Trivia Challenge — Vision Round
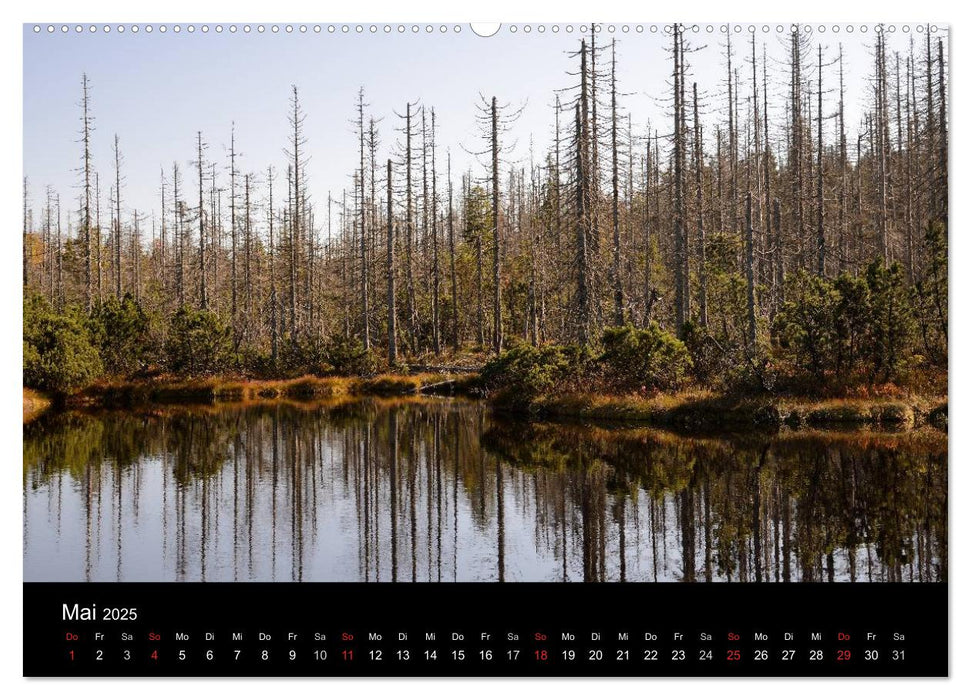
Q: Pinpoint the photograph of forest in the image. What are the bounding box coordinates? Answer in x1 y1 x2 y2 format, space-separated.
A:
23 24 947 583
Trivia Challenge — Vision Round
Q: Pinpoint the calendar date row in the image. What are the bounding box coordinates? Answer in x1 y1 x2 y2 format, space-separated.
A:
64 645 908 665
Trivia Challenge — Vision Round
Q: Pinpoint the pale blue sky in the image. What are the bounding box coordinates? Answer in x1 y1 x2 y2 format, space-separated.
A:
23 23 942 234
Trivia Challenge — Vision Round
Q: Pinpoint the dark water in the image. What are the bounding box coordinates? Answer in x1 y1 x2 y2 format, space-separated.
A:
23 399 947 583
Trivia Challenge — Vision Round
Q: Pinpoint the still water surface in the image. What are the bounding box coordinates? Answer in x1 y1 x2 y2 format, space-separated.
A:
23 399 946 582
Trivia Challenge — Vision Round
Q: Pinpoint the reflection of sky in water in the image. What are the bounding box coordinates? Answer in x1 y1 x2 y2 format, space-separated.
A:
23 400 947 583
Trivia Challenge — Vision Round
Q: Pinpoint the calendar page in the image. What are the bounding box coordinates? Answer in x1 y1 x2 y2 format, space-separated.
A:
22 21 948 677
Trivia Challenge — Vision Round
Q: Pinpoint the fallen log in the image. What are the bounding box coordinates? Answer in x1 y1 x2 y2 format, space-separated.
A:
416 379 461 395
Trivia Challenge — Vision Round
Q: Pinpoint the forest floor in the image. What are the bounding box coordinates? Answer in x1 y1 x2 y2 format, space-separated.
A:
24 374 947 433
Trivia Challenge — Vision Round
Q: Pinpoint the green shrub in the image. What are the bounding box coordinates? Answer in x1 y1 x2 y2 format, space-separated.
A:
702 231 752 350
23 295 103 394
88 294 152 375
164 306 233 375
682 320 734 385
276 336 330 377
831 273 871 375
773 270 841 378
598 324 693 392
321 335 377 376
481 343 590 406
865 261 916 382
239 347 283 378
912 221 947 364
774 261 919 385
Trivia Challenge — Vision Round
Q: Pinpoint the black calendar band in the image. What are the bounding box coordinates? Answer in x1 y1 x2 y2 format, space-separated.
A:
23 582 947 677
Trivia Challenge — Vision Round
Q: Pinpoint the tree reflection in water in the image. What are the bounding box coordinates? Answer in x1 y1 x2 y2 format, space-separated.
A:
23 399 946 583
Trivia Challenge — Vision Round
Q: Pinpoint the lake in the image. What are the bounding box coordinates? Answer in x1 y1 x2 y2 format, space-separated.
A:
23 398 947 583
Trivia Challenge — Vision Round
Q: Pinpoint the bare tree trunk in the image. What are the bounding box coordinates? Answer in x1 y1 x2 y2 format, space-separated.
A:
715 127 724 232
576 40 593 344
287 165 296 337
173 164 184 306
763 49 778 310
528 164 540 345
745 192 757 349
159 169 166 301
196 131 208 309
229 124 238 319
113 135 123 299
305 187 314 333
55 194 63 309
925 27 935 230
575 101 590 345
404 103 418 352
554 96 563 250
751 35 764 291
210 163 218 313
837 46 848 275
473 172 485 347
131 210 140 301
341 188 350 338
491 96 503 353
289 86 305 338
590 25 601 289
816 46 825 276
80 75 93 311
386 159 398 365
95 173 103 302
44 187 53 304
431 109 441 355
422 108 430 311
610 39 624 326
727 34 738 233
268 166 278 365
624 114 634 328
856 134 864 271
905 49 915 281
358 89 370 350
642 128 652 325
693 82 708 328
876 34 890 261
789 32 805 271
673 25 688 335
447 153 459 353
368 118 379 343
895 52 904 273
244 173 252 332
937 37 948 222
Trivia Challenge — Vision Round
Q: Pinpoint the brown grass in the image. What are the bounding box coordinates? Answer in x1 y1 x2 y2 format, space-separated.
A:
62 372 467 409
525 390 946 433
38 369 947 436
23 388 52 423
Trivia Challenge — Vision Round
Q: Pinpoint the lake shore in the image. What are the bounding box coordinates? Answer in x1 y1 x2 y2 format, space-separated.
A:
58 372 470 407
23 374 470 423
522 390 947 433
22 388 52 423
23 373 947 434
